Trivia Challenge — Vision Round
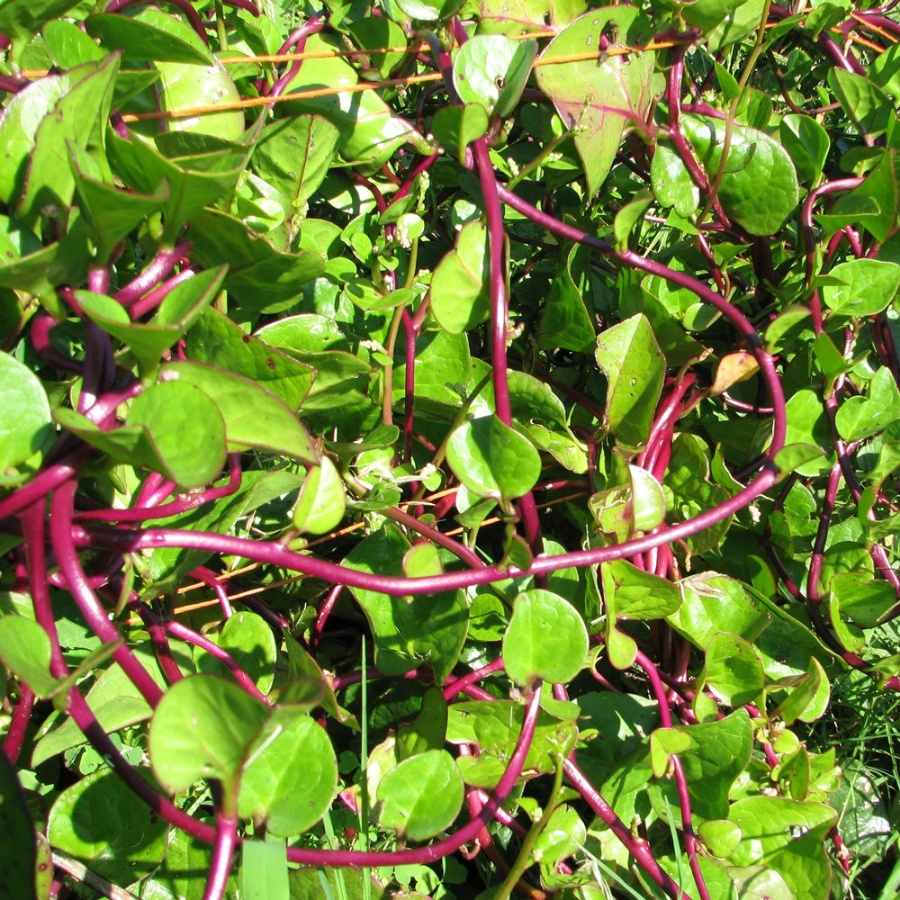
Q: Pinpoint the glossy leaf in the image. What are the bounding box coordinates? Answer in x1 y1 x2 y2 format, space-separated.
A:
836 367 900 441
86 13 211 65
595 313 665 447
779 114 830 185
376 750 464 841
55 381 227 488
702 633 766 707
149 674 268 794
503 589 588 685
446 700 578 788
0 352 52 473
199 611 276 694
535 7 657 195
185 306 315 410
727 797 837 899
343 528 469 683
452 36 537 118
819 258 900 317
0 615 56 697
186 209 325 312
682 114 799 235
446 414 541 504
239 707 338 836
430 104 489 163
161 361 318 464
47 768 167 885
17 55 120 230
242 841 289 900
430 219 490 333
281 35 424 169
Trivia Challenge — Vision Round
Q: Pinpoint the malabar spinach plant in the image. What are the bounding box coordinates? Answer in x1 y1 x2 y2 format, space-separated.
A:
1 0 900 896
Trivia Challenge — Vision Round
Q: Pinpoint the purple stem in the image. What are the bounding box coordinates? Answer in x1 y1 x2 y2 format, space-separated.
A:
130 267 198 320
496 185 787 451
50 481 164 707
167 621 268 701
204 810 239 900
77 462 779 595
267 17 324 99
75 455 242 523
635 651 710 900
3 686 35 764
0 448 93 520
115 243 192 307
471 137 513 427
443 657 505 700
31 313 84 374
190 566 234 619
564 759 685 899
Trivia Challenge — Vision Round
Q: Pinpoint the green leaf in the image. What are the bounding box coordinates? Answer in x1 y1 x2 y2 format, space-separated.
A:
680 0 747 32
535 7 657 195
430 219 490 334
17 54 120 230
503 589 588 685
292 457 346 535
343 528 469 684
397 687 448 760
43 19 105 69
0 615 56 697
779 114 830 185
823 150 900 242
0 0 82 49
85 13 211 65
772 656 830 725
835 367 900 441
55 381 227 488
149 674 268 794
682 114 799 235
108 131 247 244
702 633 766 707
595 313 665 447
651 142 699 217
70 146 168 264
76 267 225 375
198 611 276 694
0 351 52 473
446 699 578 788
446 413 541 504
281 35 423 169
537 244 596 353
376 750 464 841
600 559 682 620
161 360 318 464
590 465 667 541
241 840 289 900
727 797 837 899
819 258 900 317
185 306 316 410
452 36 537 118
651 710 753 822
239 707 338 836
0 752 36 900
828 68 894 138
186 209 325 312
252 115 341 218
47 768 167 885
430 104 489 163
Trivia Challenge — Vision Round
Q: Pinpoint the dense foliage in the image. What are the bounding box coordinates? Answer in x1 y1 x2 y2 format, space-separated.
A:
1 0 900 896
